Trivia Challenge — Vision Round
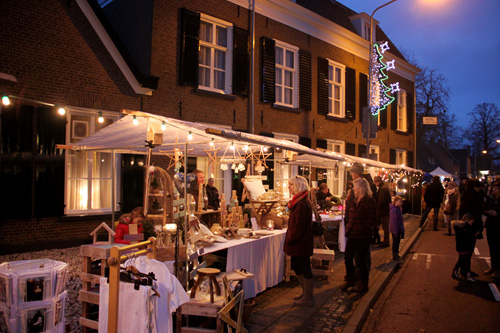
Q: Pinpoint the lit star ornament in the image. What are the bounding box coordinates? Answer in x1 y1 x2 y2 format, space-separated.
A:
390 82 400 94
379 41 390 53
386 59 395 71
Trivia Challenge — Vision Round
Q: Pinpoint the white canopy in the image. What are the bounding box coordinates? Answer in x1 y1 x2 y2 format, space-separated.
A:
430 166 452 177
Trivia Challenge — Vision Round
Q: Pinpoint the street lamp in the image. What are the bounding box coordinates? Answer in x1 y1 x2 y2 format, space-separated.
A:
366 0 398 158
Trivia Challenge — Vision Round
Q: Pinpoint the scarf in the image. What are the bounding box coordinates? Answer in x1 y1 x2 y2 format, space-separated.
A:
287 190 309 210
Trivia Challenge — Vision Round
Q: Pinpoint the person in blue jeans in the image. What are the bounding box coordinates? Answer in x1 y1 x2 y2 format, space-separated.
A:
389 196 405 261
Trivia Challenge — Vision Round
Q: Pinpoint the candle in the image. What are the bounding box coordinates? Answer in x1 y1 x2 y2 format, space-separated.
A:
267 220 274 231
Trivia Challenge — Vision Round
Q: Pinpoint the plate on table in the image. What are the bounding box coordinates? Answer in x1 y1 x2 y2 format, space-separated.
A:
253 230 275 236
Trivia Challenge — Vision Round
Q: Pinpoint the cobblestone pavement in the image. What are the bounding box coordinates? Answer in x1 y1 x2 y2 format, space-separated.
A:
246 214 422 333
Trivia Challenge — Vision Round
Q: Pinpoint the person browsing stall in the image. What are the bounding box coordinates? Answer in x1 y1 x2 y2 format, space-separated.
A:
316 183 340 210
283 175 314 306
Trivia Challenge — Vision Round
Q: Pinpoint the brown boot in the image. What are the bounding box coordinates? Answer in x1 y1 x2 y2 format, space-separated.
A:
293 275 304 300
352 281 368 293
294 278 314 306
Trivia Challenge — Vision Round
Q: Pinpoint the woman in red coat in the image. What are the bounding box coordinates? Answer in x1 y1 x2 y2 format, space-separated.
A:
115 207 145 244
284 175 314 306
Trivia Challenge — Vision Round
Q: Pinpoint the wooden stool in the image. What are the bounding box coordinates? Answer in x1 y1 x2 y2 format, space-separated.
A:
190 268 222 303
285 248 336 282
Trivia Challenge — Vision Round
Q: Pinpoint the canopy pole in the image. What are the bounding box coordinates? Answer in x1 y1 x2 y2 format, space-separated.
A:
111 150 116 227
183 143 189 290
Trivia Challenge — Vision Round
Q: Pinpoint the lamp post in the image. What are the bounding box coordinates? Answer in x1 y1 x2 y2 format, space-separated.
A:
366 0 398 158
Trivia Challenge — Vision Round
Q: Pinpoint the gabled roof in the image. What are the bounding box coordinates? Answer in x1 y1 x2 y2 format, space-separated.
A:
77 0 158 94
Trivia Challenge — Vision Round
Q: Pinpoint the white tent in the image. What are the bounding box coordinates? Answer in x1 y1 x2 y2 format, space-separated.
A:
430 166 452 177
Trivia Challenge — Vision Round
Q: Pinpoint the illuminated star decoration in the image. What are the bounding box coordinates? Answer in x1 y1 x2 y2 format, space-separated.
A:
204 146 220 176
159 138 193 172
386 59 395 71
370 41 397 115
390 82 400 94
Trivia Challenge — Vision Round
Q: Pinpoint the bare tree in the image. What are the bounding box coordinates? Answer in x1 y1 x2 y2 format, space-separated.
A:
464 103 500 156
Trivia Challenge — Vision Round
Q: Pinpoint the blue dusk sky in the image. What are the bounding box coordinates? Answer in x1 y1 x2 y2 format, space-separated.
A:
337 0 500 128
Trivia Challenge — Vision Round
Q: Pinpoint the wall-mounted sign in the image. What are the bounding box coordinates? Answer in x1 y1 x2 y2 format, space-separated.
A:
423 117 438 125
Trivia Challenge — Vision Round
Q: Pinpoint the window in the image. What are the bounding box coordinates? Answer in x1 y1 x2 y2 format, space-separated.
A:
327 140 345 196
275 41 298 107
66 111 120 215
364 23 371 41
369 145 380 161
328 60 345 117
199 14 233 94
274 132 299 198
397 89 407 131
396 149 406 166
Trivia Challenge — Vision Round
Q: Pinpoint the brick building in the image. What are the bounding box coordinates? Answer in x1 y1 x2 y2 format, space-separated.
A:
0 0 419 252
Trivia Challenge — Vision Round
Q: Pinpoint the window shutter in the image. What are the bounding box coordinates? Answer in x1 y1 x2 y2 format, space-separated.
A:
345 67 356 119
391 91 398 130
316 139 327 150
358 144 366 157
406 92 414 133
299 50 312 111
390 149 396 164
359 73 367 123
317 57 329 115
233 26 249 96
345 142 356 156
299 136 311 148
407 151 414 168
179 8 200 86
261 37 275 103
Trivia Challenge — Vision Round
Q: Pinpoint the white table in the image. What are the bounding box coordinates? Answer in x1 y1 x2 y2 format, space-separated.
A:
193 230 287 299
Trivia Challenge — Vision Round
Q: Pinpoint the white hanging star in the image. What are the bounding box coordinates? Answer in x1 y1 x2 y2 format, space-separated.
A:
380 41 390 53
390 82 400 93
386 59 396 71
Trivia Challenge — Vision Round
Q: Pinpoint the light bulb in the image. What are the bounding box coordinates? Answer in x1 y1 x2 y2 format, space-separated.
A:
209 138 214 147
238 163 246 171
98 111 104 123
263 147 268 152
132 115 138 125
188 131 193 140
57 105 66 116
161 121 166 130
230 143 235 150
231 163 237 170
1 93 10 106
243 145 249 151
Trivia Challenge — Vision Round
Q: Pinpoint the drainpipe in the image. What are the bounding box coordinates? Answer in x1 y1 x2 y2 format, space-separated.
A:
249 0 255 135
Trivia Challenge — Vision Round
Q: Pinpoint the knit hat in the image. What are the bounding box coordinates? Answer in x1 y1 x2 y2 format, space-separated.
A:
350 162 364 175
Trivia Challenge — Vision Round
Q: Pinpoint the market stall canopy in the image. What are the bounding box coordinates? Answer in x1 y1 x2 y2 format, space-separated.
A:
64 112 345 161
429 166 452 177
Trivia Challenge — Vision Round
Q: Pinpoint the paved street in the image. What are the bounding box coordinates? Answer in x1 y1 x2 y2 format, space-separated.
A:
362 220 500 333
245 214 422 332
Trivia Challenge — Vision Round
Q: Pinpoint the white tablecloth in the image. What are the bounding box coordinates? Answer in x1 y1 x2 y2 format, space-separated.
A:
194 230 287 299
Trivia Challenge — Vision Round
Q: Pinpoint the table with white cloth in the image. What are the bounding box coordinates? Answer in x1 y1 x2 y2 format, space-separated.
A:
191 229 287 299
314 214 345 252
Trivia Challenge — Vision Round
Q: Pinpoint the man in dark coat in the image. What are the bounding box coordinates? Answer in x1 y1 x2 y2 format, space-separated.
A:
374 176 392 246
419 175 445 230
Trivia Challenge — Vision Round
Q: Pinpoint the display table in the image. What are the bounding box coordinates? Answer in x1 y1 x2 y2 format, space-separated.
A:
191 230 287 299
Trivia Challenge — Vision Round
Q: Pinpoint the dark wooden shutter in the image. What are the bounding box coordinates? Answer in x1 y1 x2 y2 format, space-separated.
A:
391 91 399 130
261 37 275 103
407 92 414 133
358 144 366 157
359 73 367 123
390 149 396 164
316 139 327 149
179 8 200 86
299 137 312 148
407 151 414 168
345 67 356 119
233 26 249 96
299 50 312 110
317 57 329 115
345 142 356 156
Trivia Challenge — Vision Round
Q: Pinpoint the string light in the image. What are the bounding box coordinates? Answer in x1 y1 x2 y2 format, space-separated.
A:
98 111 104 123
1 93 10 106
132 115 138 125
56 105 66 116
230 142 235 150
209 138 214 147
161 121 166 131
187 131 193 141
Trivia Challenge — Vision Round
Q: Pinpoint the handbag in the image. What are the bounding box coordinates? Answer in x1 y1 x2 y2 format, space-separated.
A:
312 220 324 237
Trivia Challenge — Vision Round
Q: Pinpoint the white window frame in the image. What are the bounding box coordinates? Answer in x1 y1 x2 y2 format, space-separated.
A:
396 149 407 166
273 132 299 198
369 145 380 161
198 14 233 94
274 40 299 108
397 89 407 132
364 23 371 41
326 140 345 197
64 110 120 215
327 59 346 118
